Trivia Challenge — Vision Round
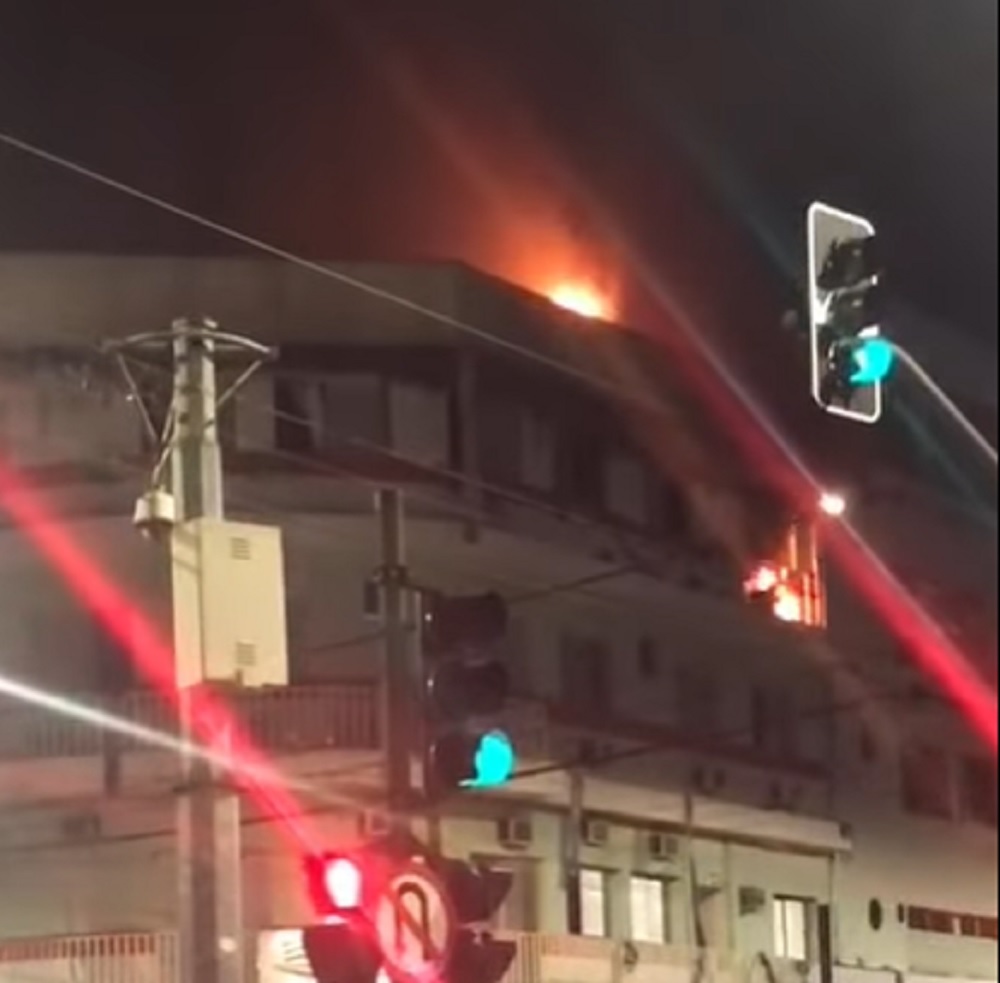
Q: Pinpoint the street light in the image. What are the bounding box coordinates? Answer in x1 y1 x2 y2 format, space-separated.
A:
818 491 847 518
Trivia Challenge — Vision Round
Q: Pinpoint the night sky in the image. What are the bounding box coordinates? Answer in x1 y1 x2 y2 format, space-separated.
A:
1 0 996 351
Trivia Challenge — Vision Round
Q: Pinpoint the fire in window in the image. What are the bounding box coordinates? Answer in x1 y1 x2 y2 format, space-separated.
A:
744 562 823 627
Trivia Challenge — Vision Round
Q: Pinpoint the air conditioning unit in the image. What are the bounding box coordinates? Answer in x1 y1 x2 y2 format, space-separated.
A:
647 831 680 862
581 817 610 847
498 816 533 850
738 885 767 915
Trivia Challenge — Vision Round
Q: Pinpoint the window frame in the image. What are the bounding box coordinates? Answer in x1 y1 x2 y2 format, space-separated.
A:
629 873 671 945
578 866 611 938
772 895 812 962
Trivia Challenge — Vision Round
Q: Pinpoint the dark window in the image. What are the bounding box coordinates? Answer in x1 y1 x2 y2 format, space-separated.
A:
654 479 691 539
557 423 604 511
868 900 884 932
859 727 878 763
959 755 998 827
637 636 659 680
559 634 611 716
901 746 953 819
907 907 955 935
749 686 797 759
675 666 720 739
274 378 316 453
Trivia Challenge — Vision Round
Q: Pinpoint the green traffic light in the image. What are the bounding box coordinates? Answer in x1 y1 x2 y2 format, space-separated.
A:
849 337 895 385
462 730 516 789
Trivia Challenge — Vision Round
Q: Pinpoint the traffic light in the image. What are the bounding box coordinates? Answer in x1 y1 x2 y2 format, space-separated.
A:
301 850 389 983
434 858 517 983
421 592 517 795
807 201 894 423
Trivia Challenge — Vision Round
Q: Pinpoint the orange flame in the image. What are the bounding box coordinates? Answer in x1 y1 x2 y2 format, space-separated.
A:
547 282 610 320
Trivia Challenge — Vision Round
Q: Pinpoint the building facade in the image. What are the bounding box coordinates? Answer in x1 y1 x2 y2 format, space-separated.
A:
0 254 996 983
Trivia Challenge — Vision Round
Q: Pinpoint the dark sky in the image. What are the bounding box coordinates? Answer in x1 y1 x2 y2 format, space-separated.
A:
1 0 996 350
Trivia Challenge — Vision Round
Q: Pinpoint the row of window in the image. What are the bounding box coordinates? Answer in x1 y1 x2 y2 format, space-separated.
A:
907 906 999 940
901 746 998 827
577 868 812 960
265 372 704 540
555 631 818 763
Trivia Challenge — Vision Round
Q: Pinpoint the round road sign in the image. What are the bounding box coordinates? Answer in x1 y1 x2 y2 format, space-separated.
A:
373 862 456 981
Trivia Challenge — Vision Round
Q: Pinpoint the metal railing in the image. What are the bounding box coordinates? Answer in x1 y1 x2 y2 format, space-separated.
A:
0 684 379 761
0 931 178 983
0 684 550 763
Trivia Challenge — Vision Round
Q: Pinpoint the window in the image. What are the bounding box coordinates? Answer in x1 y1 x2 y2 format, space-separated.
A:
773 896 811 961
558 422 605 510
320 374 385 449
579 868 610 937
959 755 998 827
637 636 659 680
630 876 670 944
560 635 611 717
750 686 798 759
901 745 953 819
389 380 450 468
274 377 318 453
675 666 720 738
606 454 648 525
907 906 955 935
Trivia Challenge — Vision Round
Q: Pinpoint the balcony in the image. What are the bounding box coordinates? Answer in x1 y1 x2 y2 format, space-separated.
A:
0 683 380 762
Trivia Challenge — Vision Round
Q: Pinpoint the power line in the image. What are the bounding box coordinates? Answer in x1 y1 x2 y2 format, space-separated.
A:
509 682 936 784
0 130 701 428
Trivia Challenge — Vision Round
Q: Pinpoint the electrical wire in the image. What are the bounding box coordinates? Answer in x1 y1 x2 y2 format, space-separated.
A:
3 134 985 786
0 130 722 429
4 127 993 750
508 681 937 783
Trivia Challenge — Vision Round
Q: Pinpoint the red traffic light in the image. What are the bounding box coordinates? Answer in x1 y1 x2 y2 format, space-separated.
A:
304 853 367 919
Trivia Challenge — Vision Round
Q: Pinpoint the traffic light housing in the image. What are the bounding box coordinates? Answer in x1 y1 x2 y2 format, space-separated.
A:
434 858 517 983
302 924 381 983
421 592 517 795
807 201 894 423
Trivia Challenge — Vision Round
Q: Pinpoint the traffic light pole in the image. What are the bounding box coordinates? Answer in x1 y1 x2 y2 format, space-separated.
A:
377 488 414 822
170 318 244 983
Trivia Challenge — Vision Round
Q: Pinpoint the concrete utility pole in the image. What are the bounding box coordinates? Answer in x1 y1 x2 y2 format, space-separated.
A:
170 318 240 983
104 317 275 983
377 487 414 824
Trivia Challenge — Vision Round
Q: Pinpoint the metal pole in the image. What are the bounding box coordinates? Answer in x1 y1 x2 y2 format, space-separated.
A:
378 487 413 824
892 344 998 468
171 316 244 983
564 766 584 934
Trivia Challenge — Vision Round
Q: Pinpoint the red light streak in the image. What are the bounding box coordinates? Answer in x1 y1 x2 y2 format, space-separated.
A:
0 459 318 850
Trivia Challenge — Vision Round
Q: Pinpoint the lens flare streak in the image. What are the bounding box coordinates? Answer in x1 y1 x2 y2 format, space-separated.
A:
0 458 318 851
